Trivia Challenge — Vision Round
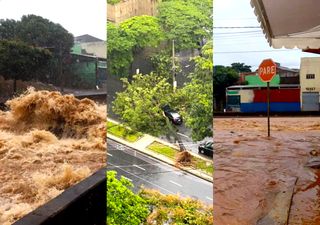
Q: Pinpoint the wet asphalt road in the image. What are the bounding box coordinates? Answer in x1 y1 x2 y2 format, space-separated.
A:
164 123 212 155
106 139 213 205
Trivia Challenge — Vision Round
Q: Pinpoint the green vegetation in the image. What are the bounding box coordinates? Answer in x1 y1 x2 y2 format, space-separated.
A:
150 50 181 82
109 0 213 141
107 171 213 225
147 141 177 159
107 16 163 76
140 188 213 225
0 40 52 92
120 16 164 49
107 121 142 142
192 156 213 175
113 42 213 141
112 73 174 136
107 171 149 225
177 41 213 141
147 141 213 176
107 0 121 4
0 15 74 92
107 0 212 75
157 0 212 50
213 65 239 111
231 62 252 73
0 15 74 57
107 22 135 76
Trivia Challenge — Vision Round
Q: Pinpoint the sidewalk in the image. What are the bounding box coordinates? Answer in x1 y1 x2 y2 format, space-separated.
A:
107 118 213 182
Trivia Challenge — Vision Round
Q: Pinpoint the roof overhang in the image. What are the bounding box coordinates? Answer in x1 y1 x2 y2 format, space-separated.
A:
251 0 320 49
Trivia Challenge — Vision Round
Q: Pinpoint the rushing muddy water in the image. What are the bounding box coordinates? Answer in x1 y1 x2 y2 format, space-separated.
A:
214 117 320 225
0 88 106 225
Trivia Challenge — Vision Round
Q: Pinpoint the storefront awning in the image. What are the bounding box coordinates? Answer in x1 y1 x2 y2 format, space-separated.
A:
250 0 320 49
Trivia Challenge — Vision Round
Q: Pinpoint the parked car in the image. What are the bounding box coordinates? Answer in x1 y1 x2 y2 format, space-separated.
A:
198 141 213 157
162 105 183 125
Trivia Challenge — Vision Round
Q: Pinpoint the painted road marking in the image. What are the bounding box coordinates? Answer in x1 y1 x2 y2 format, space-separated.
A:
133 164 146 171
177 132 189 138
107 153 113 157
206 196 213 201
123 176 132 182
169 180 183 187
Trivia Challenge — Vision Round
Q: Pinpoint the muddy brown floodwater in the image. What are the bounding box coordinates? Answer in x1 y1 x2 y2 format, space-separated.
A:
214 117 320 225
0 88 106 225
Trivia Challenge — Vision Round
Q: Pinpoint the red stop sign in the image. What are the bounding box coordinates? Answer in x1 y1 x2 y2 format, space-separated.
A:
258 59 277 82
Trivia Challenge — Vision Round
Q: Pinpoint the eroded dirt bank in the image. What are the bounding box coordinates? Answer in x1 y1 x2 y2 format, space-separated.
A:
0 88 106 225
214 117 320 225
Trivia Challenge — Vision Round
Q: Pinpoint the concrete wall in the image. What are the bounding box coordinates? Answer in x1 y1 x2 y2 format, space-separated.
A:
107 0 159 24
300 57 320 110
80 42 106 59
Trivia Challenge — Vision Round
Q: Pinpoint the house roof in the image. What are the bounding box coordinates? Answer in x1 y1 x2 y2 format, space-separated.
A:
71 53 106 61
250 0 320 49
74 34 104 43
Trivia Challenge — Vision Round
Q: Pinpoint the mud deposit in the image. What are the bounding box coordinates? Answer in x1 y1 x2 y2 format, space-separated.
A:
214 117 320 225
0 88 106 225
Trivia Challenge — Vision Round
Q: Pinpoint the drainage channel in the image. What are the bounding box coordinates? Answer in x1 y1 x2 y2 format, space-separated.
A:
13 167 106 225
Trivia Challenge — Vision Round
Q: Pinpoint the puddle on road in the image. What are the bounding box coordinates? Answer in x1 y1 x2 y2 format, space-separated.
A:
214 117 320 225
0 88 106 225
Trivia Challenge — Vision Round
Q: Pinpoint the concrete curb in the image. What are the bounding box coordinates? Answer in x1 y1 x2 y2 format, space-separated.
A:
107 133 213 183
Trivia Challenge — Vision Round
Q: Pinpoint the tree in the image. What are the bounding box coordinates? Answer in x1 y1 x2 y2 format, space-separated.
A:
231 62 252 73
163 0 213 20
213 65 239 111
0 15 74 88
178 41 213 141
107 171 149 225
120 15 164 49
0 40 52 93
150 50 181 82
112 73 174 136
15 15 74 57
0 19 18 40
158 0 211 50
107 22 135 76
107 16 164 76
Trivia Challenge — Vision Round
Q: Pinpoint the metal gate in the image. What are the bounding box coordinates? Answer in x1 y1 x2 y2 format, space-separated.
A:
302 92 320 111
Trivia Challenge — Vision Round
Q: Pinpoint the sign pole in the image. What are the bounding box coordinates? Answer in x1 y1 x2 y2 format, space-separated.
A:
267 82 270 137
258 58 276 138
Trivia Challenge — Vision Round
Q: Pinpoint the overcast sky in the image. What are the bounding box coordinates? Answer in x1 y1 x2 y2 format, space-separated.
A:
213 0 317 70
0 0 106 40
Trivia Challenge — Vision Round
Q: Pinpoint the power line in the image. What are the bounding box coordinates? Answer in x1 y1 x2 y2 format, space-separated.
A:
215 30 261 35
214 17 257 21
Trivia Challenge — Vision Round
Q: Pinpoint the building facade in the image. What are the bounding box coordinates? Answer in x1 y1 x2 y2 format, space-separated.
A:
300 57 320 111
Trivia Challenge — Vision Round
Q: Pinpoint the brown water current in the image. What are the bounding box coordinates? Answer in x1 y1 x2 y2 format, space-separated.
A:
0 88 106 225
214 117 320 225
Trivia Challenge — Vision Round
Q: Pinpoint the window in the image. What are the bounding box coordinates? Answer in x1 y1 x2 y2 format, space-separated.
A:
306 74 315 79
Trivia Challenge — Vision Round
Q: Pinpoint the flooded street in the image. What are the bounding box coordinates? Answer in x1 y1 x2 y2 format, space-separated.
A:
214 117 320 225
0 89 106 225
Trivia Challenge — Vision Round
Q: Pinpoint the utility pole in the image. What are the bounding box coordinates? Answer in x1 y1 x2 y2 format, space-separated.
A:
172 40 177 92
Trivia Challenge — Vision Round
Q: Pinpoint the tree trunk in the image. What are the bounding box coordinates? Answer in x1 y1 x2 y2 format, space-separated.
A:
166 118 186 151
